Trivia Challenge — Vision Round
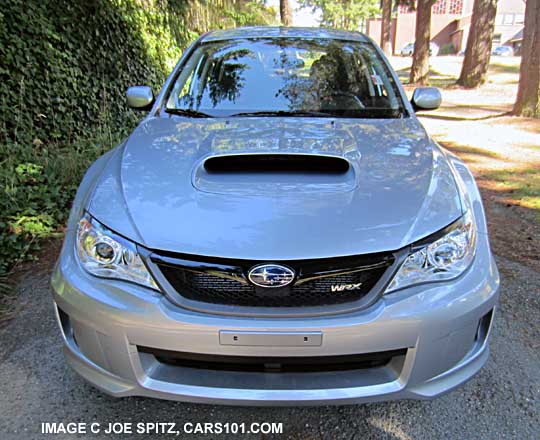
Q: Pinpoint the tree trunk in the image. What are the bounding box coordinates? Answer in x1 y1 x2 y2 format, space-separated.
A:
280 0 292 26
380 0 393 56
409 0 435 85
457 0 497 88
513 0 540 117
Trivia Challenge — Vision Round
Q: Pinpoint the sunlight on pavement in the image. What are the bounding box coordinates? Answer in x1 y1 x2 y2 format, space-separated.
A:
368 416 416 440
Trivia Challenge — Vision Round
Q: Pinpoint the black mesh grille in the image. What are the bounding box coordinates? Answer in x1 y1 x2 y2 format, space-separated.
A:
155 254 393 308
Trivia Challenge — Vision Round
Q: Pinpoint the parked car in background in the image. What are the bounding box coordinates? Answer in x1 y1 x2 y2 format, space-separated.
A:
51 26 499 406
401 42 439 56
491 45 514 57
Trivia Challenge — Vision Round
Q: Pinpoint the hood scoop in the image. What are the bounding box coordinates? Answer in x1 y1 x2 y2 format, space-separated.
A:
204 154 351 174
193 153 358 195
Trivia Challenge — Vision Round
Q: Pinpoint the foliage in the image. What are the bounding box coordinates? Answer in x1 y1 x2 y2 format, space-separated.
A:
439 44 456 55
298 0 380 31
0 133 114 274
187 0 277 31
0 0 274 276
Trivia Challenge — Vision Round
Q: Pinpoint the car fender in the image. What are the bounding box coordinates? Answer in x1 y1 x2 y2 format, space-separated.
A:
439 147 489 235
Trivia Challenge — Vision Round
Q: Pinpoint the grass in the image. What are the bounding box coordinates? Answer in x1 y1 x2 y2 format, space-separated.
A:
396 66 458 88
392 56 522 89
486 167 540 211
488 62 521 76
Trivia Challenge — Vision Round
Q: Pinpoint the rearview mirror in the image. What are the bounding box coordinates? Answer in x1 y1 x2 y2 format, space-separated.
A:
411 87 441 111
126 86 154 110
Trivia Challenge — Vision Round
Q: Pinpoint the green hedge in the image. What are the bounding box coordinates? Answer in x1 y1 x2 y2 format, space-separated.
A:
0 0 274 275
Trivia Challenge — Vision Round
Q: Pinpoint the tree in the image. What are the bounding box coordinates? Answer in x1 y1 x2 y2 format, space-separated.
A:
280 0 293 25
185 1 275 32
457 0 497 88
409 0 436 84
299 0 380 31
513 0 540 117
380 0 392 56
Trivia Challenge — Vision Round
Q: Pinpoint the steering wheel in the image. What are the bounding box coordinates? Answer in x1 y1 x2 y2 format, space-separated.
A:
323 91 365 109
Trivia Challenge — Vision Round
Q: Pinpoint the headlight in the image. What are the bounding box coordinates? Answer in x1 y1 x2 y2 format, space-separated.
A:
76 213 159 290
385 210 476 293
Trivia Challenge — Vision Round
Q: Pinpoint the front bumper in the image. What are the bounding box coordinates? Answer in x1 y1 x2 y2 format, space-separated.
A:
51 233 499 406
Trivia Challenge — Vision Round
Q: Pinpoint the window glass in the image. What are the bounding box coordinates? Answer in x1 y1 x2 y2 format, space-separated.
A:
503 14 514 25
166 38 405 118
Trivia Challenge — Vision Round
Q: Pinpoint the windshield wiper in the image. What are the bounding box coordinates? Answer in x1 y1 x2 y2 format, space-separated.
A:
229 110 334 118
164 108 213 118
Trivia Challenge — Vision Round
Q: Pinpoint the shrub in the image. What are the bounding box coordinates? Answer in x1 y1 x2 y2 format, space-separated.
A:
439 43 457 56
0 129 122 274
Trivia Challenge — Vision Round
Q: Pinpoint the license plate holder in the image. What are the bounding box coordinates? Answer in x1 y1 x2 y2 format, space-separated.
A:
219 331 322 347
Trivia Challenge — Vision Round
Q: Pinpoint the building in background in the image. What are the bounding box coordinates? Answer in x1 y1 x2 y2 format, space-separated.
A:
366 0 525 55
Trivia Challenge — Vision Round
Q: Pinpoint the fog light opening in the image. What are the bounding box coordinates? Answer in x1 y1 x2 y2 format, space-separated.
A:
54 304 73 342
475 308 494 343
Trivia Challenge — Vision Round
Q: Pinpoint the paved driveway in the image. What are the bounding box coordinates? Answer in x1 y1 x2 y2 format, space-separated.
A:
0 254 538 439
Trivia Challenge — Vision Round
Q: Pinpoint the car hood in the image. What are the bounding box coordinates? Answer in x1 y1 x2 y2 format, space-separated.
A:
88 117 462 260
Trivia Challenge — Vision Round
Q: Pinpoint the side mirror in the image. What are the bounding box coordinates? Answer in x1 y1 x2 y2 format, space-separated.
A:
126 86 154 110
411 87 441 111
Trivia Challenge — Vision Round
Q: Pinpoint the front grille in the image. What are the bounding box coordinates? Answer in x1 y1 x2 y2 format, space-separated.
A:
139 346 407 373
152 252 393 308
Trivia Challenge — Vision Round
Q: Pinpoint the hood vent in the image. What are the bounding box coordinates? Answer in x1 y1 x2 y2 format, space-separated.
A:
194 153 357 195
204 154 350 175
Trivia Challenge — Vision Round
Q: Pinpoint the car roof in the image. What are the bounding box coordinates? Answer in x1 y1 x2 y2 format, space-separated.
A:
201 26 372 43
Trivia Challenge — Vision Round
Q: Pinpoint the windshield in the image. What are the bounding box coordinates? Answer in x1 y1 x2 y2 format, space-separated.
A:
165 38 405 118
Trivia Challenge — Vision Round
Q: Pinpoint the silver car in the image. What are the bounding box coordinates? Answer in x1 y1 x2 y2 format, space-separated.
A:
401 42 439 56
491 45 514 57
51 27 499 406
